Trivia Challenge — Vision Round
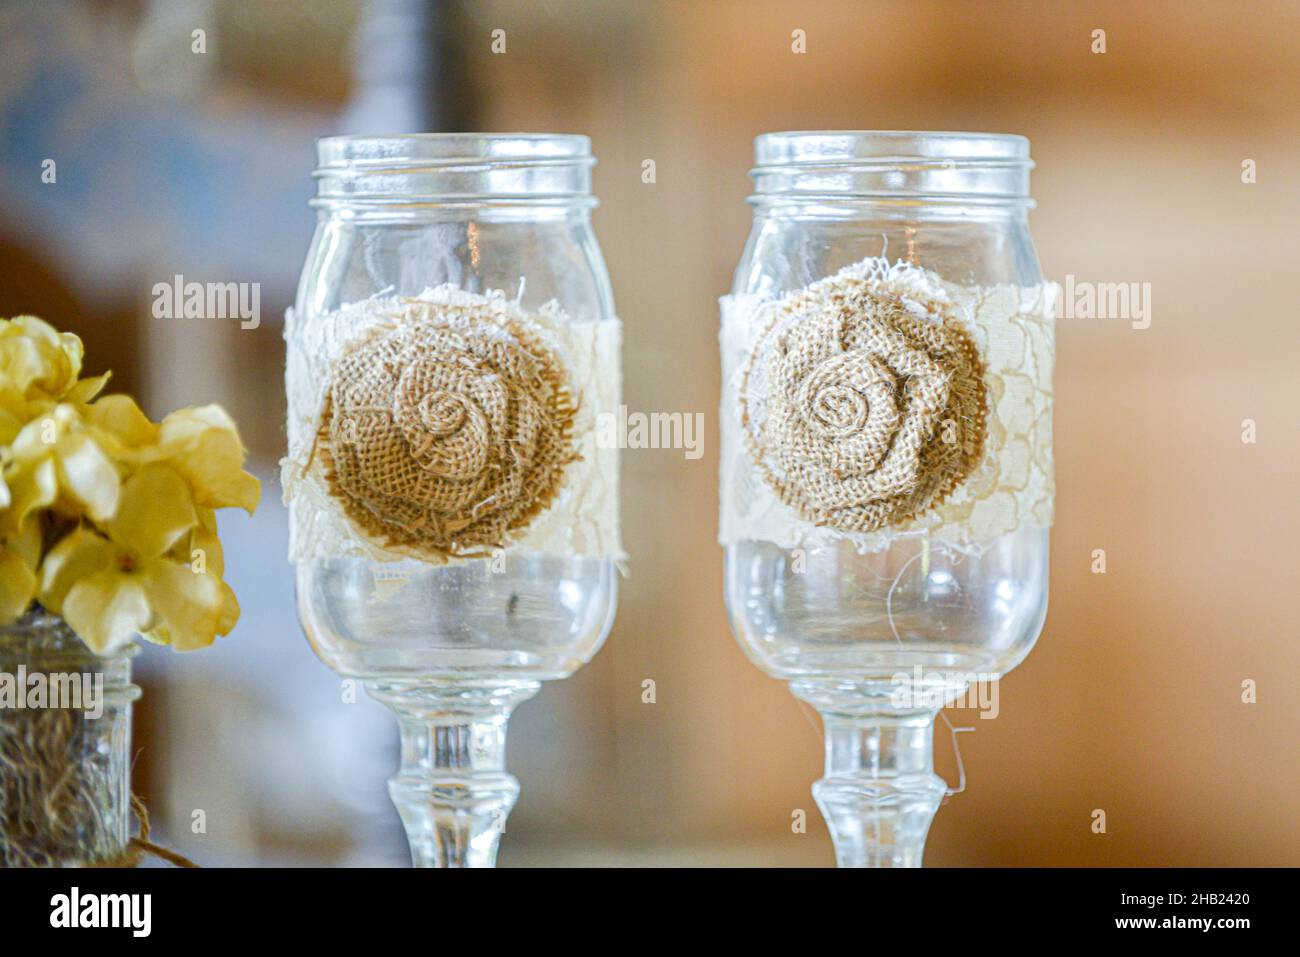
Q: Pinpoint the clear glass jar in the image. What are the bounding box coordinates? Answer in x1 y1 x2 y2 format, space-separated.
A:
0 610 139 867
721 131 1052 866
294 134 617 682
727 130 1047 681
287 134 619 866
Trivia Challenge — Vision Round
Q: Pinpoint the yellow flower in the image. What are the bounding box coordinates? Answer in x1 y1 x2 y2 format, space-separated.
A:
150 405 260 514
0 316 256 649
0 316 83 400
39 464 229 652
0 317 108 444
1 404 119 538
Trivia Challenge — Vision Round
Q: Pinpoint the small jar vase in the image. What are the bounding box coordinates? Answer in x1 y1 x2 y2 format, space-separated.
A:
0 610 140 867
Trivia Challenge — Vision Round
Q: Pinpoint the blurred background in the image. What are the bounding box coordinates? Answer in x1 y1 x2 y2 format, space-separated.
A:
1 0 1297 866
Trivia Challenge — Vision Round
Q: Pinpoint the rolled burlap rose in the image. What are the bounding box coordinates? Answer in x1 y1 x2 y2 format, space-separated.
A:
740 274 987 533
318 300 577 559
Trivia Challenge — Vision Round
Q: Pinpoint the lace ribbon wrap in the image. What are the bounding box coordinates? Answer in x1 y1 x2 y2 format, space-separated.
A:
283 286 623 564
720 258 1056 555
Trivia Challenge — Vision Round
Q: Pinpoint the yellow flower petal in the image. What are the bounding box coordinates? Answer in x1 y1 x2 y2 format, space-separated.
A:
157 404 240 452
55 332 85 384
10 403 75 459
66 371 112 405
55 432 120 523
0 336 49 396
185 514 225 577
9 517 42 571
204 468 260 514
104 463 196 559
216 579 240 636
62 569 151 653
138 626 170 646
0 544 37 624
39 528 115 614
84 393 157 448
0 457 57 538
0 395 27 445
142 558 223 651
0 317 84 398
195 506 218 535
8 316 66 350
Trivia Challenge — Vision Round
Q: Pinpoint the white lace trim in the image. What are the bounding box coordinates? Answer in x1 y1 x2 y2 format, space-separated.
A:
719 258 1056 554
282 285 624 564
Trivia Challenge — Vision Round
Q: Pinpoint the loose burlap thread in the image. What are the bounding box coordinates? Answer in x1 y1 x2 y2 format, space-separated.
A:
740 271 987 533
95 794 197 868
314 298 578 561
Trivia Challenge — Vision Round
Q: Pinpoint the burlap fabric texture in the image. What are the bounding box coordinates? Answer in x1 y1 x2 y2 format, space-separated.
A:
317 298 577 560
740 272 988 533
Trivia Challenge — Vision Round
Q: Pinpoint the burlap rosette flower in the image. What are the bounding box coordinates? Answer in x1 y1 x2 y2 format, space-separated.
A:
740 273 987 533
318 299 577 560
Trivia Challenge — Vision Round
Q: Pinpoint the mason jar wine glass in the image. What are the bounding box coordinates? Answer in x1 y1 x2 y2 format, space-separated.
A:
720 131 1054 867
285 134 622 867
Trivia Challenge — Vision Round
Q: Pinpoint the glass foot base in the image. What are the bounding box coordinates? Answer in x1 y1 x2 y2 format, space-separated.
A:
366 679 541 868
792 678 952 868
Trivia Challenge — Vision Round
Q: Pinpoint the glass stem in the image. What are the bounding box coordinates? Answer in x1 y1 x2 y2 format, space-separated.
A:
791 680 949 868
365 679 541 868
